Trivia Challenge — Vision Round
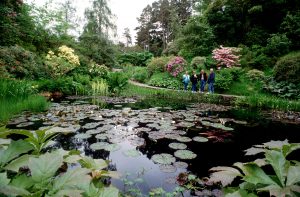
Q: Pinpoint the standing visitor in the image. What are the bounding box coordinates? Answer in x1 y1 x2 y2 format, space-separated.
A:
182 71 190 91
199 69 207 93
207 68 215 94
190 71 198 92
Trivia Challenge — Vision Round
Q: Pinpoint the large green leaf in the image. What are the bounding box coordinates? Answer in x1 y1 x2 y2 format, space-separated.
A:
286 165 300 186
4 154 32 172
11 174 35 190
79 156 108 171
265 150 289 186
0 172 30 196
225 189 258 197
282 143 300 157
0 140 33 167
51 189 83 197
28 150 63 183
50 167 91 195
97 185 119 197
258 185 295 197
242 163 278 186
209 166 242 186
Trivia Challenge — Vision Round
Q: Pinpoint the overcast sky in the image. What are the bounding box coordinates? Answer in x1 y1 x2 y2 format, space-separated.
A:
25 0 155 43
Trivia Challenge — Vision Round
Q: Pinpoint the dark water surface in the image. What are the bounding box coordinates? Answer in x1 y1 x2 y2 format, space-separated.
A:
6 97 300 195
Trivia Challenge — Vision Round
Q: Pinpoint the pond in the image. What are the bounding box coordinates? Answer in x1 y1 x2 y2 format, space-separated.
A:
6 96 300 196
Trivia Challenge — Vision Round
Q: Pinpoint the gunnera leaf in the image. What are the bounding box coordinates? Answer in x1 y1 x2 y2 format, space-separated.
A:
193 136 209 143
168 143 187 150
123 149 141 157
174 150 197 160
151 154 176 165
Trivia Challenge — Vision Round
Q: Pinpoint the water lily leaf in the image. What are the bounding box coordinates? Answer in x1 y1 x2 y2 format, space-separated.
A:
174 161 188 169
123 149 141 157
105 144 121 152
174 150 197 160
90 142 110 151
95 133 109 140
263 140 289 149
82 122 101 130
159 165 177 173
176 136 192 143
86 129 102 135
16 122 34 128
168 143 187 150
74 133 91 139
151 154 176 165
193 136 209 142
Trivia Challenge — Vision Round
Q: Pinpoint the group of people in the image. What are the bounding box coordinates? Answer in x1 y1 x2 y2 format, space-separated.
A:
182 68 215 94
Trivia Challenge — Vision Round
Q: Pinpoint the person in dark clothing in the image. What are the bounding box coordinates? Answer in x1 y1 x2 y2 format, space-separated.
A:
199 69 207 93
190 71 198 92
207 68 215 94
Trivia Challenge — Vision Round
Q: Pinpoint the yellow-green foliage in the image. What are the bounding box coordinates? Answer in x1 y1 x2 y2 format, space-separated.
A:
91 79 109 96
45 45 80 77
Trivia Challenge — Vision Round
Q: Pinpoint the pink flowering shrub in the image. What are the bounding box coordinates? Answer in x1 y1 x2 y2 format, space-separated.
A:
212 46 241 68
166 56 187 77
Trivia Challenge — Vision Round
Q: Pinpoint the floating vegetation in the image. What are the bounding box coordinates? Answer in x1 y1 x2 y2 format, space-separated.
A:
159 165 177 173
95 133 109 140
151 154 176 165
174 150 197 160
16 122 34 128
174 161 188 169
193 136 209 142
176 136 192 143
200 121 234 131
123 149 141 157
82 122 101 129
74 133 91 139
90 142 110 151
168 143 187 150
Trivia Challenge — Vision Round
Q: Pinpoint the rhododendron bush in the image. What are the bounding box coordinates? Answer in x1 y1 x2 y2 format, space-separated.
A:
45 45 80 77
166 56 187 77
212 46 241 68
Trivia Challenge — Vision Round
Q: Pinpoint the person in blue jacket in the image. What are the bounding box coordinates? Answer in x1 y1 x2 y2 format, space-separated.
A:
207 68 215 94
182 71 190 91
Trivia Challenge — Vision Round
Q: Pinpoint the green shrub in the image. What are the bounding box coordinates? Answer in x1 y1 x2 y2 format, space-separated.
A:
215 69 234 91
107 72 128 94
265 34 291 57
87 62 109 78
37 77 86 95
263 77 300 99
147 73 182 89
0 46 48 79
240 45 273 69
246 69 265 81
132 67 149 83
147 56 172 76
72 74 91 85
273 51 300 84
117 52 153 67
191 56 206 69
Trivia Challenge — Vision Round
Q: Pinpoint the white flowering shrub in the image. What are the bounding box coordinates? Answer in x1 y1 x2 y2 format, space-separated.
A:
88 62 109 78
45 45 80 77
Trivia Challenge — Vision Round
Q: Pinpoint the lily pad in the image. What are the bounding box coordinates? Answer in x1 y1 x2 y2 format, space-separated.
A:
174 161 188 169
105 144 121 152
174 150 197 160
168 143 187 150
82 122 100 129
193 136 209 142
176 136 192 143
90 142 110 151
95 133 109 140
159 165 177 173
74 133 91 139
123 149 141 157
16 122 34 128
86 129 102 135
151 153 176 165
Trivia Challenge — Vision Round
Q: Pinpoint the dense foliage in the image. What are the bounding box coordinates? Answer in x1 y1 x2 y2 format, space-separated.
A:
117 52 153 67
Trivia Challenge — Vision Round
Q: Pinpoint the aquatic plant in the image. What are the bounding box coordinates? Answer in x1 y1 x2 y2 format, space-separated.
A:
174 150 197 160
209 140 300 197
151 153 176 165
169 143 187 150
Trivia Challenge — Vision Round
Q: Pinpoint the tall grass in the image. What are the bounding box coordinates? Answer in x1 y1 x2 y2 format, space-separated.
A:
0 79 49 123
91 79 109 96
234 94 300 112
